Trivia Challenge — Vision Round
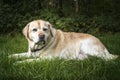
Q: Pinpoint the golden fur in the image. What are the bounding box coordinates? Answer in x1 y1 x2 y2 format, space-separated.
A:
9 20 118 63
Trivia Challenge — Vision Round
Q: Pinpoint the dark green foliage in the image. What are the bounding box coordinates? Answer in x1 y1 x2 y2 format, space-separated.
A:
51 15 120 34
0 0 120 34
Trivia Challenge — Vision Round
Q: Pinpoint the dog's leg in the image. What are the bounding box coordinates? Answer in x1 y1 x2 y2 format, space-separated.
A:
14 54 54 64
78 53 88 60
9 52 31 58
14 58 40 64
77 49 88 60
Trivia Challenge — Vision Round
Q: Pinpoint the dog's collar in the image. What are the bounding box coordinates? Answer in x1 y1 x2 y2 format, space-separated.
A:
30 41 46 52
30 45 46 52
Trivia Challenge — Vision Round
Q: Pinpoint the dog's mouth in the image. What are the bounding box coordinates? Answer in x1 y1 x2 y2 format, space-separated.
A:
36 40 46 45
31 40 46 52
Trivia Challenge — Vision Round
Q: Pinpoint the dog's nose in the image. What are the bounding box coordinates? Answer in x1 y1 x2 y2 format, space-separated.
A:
39 34 45 40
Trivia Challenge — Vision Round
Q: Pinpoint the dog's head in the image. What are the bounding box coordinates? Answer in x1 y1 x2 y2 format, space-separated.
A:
23 20 55 44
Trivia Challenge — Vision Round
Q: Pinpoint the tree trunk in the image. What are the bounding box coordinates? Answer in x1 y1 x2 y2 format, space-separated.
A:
84 0 90 15
75 0 79 14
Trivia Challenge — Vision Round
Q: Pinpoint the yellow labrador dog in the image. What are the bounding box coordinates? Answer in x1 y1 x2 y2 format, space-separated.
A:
10 20 118 62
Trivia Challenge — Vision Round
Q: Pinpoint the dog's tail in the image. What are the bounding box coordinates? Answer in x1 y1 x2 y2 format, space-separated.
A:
103 49 119 60
108 54 119 60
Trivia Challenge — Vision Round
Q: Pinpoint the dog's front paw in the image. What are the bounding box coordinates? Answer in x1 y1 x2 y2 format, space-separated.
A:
8 54 20 58
13 58 41 65
8 52 34 59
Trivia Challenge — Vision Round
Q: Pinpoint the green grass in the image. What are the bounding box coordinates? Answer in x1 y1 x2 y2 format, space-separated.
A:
0 34 120 80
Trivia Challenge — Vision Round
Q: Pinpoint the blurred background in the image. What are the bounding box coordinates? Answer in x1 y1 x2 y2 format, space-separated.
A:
0 1 120 80
0 0 120 35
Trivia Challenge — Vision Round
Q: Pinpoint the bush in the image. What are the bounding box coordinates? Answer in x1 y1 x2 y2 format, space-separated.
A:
50 15 120 34
0 2 120 35
0 11 120 35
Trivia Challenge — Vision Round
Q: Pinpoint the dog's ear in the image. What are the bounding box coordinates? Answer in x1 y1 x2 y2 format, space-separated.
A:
22 24 29 38
46 22 54 37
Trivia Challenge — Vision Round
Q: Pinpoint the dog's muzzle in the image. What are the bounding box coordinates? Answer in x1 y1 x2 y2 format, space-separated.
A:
36 34 45 44
39 35 45 41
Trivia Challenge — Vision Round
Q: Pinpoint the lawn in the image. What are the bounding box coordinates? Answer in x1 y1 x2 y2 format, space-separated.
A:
0 34 120 80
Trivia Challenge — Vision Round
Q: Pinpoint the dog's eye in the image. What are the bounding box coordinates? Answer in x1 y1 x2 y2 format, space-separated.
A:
32 28 37 32
43 28 48 31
